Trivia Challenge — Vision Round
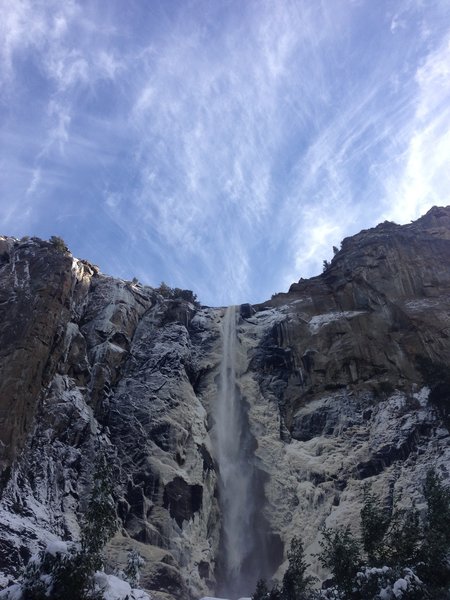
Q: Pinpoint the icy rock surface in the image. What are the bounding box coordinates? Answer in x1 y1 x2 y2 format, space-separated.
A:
1 207 450 599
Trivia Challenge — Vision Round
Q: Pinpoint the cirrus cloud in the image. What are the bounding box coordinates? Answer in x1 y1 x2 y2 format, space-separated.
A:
1 0 450 305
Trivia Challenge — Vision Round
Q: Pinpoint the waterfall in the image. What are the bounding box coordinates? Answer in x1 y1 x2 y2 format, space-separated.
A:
214 306 281 599
216 306 252 592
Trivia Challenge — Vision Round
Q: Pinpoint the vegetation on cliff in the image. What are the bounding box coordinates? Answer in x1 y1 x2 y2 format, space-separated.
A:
253 469 450 600
0 454 149 600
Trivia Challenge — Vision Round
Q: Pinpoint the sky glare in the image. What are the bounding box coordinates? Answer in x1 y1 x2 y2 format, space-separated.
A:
1 0 450 306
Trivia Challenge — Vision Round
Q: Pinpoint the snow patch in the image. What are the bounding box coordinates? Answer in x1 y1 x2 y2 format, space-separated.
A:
308 311 366 333
404 298 439 311
0 572 152 600
0 584 22 600
45 540 70 556
392 578 407 597
414 386 430 407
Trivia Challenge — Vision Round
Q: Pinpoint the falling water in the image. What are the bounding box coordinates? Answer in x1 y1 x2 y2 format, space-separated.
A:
214 306 281 599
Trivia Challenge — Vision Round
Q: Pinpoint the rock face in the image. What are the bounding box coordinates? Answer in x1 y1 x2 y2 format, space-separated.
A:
0 237 75 473
1 207 450 598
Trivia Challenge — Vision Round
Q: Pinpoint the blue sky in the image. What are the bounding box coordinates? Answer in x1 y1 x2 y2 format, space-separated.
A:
1 0 450 306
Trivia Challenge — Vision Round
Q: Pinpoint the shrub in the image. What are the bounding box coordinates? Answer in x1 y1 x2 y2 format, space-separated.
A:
49 236 69 253
123 550 144 588
155 282 199 304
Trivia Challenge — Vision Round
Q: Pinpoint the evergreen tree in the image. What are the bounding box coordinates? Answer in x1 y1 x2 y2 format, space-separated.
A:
383 507 421 568
20 452 117 600
418 469 450 591
360 486 391 565
317 526 362 598
21 543 102 600
252 578 269 600
49 236 68 253
282 536 316 600
154 282 199 304
156 281 173 298
81 452 117 564
267 584 282 600
353 565 425 600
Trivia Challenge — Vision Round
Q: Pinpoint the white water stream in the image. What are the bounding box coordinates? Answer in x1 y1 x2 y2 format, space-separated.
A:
212 306 282 599
216 306 254 588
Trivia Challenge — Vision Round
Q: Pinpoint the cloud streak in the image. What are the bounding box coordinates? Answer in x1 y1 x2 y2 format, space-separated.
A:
382 33 450 224
1 0 450 305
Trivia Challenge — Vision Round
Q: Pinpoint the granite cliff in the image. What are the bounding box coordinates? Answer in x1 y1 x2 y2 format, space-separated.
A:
0 206 449 599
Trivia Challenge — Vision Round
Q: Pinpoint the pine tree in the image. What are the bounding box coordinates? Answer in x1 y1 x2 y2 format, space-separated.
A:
21 543 102 600
49 235 68 253
360 486 391 565
20 452 117 600
155 281 173 298
318 526 362 598
282 536 316 600
267 584 282 600
418 469 450 590
252 578 269 600
383 507 421 568
81 452 117 565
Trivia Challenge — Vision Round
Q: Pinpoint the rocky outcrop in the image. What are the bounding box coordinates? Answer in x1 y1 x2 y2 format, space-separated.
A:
0 237 75 473
238 206 450 580
0 206 450 598
0 237 221 598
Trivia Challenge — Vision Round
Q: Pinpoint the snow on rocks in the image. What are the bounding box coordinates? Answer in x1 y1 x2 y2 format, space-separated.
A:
0 572 152 600
45 540 70 556
0 584 22 600
94 573 152 600
308 311 366 334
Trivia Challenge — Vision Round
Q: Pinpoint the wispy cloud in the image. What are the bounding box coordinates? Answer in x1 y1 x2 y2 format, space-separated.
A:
382 34 450 224
117 1 344 302
26 168 41 197
1 0 450 305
